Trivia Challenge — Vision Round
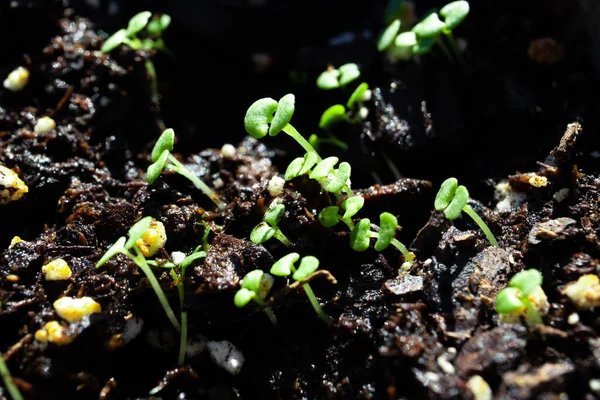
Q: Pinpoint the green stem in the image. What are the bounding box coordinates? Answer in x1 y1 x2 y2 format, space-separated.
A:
130 247 181 332
282 124 322 162
340 216 355 231
381 151 402 181
178 311 188 365
253 297 278 327
444 31 466 67
522 297 542 327
462 205 499 247
319 135 348 150
144 60 159 104
167 155 226 210
274 229 293 247
0 352 23 400
368 232 415 263
435 37 454 63
302 283 333 325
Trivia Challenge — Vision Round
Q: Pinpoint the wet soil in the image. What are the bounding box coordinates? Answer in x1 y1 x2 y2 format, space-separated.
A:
1 0 600 399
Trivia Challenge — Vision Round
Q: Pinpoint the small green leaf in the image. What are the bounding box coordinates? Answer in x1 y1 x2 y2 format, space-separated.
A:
395 31 418 48
96 236 126 267
269 94 295 136
284 152 318 181
374 212 398 251
316 68 341 90
440 1 469 32
434 177 458 211
350 218 371 252
270 253 300 277
378 19 401 52
338 63 361 87
309 134 320 151
412 38 435 55
250 222 277 244
444 185 468 220
347 82 369 109
264 203 285 227
241 270 265 293
509 269 543 297
127 11 152 36
319 104 347 130
318 206 340 227
179 251 207 270
310 157 339 179
293 256 320 281
244 98 278 139
151 128 175 162
125 216 153 250
141 39 155 50
147 14 172 35
412 12 445 38
319 162 351 193
495 287 524 314
234 288 256 307
101 29 127 53
341 196 364 220
147 149 169 184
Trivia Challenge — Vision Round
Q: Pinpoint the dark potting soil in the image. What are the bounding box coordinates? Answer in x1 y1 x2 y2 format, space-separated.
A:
1 0 600 399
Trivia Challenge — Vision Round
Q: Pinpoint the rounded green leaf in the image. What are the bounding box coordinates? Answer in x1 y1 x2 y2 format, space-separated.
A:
269 94 295 136
412 12 445 38
444 185 468 220
378 19 401 52
151 128 175 162
440 1 469 32
412 38 435 55
284 152 318 181
338 63 361 87
374 212 398 251
395 31 418 48
147 149 169 184
509 269 543 296
127 11 152 36
347 82 369 109
310 157 339 179
234 288 256 307
270 253 300 277
350 218 371 252
318 206 340 227
250 222 277 244
317 68 341 90
293 256 320 281
341 196 364 220
244 98 278 139
101 29 127 53
147 14 172 35
434 177 458 211
320 162 351 193
319 104 347 130
179 251 207 270
96 236 126 268
495 287 524 314
264 203 285 227
125 216 153 249
241 269 265 293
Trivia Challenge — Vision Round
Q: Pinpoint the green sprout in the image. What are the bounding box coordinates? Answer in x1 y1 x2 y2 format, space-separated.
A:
434 177 499 247
378 19 402 52
234 269 278 326
270 253 333 324
147 128 226 210
495 269 544 327
101 11 171 101
149 246 207 365
316 63 361 90
0 352 23 400
348 213 415 263
250 203 293 247
96 216 181 333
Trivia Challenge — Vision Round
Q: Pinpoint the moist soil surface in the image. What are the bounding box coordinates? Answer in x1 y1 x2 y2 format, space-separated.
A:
2 0 600 399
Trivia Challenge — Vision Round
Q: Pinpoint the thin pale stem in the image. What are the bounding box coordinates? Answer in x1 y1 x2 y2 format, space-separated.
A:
274 229 293 247
282 124 322 162
436 37 454 63
368 232 415 263
302 283 333 325
522 297 542 327
144 60 159 103
0 352 23 400
167 155 226 210
340 216 355 231
178 311 188 365
381 151 402 181
130 247 181 332
462 205 499 247
444 31 466 67
319 135 348 150
253 297 278 327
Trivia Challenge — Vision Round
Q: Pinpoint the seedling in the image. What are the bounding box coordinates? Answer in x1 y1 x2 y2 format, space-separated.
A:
270 253 333 324
250 203 293 247
0 352 23 400
316 63 361 90
348 213 415 263
234 269 277 326
378 19 402 52
434 177 498 247
148 128 226 210
440 1 470 62
101 11 171 101
96 216 181 332
495 269 544 327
